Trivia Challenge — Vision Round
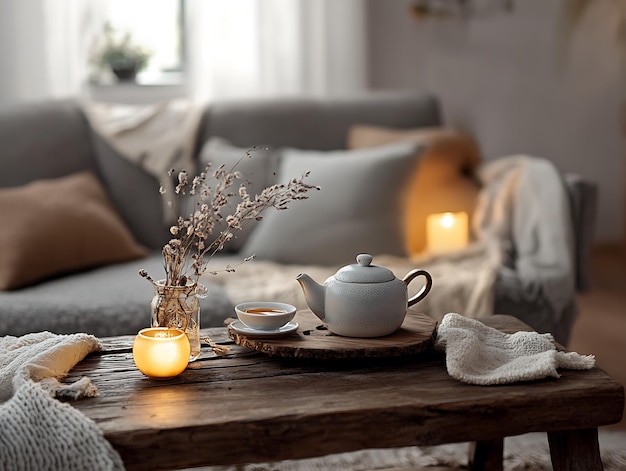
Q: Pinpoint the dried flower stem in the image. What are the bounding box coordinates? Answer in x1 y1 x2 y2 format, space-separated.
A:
202 337 230 355
139 148 319 287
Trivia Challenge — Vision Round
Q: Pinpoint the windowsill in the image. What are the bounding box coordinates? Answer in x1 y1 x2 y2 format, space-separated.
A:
85 72 187 104
92 70 185 87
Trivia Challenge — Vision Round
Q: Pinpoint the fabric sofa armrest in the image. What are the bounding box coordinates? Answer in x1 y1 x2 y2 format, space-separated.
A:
563 173 598 293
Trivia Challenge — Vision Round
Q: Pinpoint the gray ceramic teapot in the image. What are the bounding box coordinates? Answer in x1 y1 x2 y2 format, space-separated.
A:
296 254 432 338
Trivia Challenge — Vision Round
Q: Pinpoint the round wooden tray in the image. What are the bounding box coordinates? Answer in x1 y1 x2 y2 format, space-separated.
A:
226 309 438 359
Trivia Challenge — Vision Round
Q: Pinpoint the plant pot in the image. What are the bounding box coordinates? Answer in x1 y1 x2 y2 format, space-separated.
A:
112 65 139 82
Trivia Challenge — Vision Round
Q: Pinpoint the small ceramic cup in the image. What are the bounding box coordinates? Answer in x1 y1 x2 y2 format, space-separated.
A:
235 301 297 331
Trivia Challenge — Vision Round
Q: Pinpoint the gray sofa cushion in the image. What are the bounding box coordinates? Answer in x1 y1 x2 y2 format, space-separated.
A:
0 254 234 338
196 137 280 252
0 99 96 187
242 142 422 265
90 131 171 251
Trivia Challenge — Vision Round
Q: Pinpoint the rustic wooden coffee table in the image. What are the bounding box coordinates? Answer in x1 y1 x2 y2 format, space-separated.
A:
65 314 624 471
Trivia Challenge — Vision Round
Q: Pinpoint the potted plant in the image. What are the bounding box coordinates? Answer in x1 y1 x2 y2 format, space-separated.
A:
94 24 152 82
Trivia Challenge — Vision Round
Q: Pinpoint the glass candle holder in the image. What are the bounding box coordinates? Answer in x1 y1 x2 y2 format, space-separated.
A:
132 327 191 379
426 211 468 255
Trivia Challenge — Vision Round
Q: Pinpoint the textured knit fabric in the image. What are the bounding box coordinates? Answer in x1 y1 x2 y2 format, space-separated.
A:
434 313 595 385
0 332 124 470
474 155 576 327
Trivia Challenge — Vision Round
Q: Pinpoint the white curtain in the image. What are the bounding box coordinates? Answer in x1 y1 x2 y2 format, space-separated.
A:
185 0 367 103
0 0 105 109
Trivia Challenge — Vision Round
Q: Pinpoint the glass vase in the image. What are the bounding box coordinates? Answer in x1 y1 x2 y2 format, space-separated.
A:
151 280 208 362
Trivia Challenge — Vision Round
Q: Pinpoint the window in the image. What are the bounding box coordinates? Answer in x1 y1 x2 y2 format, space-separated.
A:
100 0 184 84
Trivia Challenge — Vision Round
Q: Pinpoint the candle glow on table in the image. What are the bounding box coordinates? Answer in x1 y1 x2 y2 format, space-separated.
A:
426 211 469 254
132 327 190 379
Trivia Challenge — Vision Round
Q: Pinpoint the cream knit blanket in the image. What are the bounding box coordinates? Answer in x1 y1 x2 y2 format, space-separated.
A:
434 313 595 385
0 332 124 470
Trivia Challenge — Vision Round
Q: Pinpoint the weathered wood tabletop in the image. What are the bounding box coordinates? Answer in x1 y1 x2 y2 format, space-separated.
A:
65 313 624 471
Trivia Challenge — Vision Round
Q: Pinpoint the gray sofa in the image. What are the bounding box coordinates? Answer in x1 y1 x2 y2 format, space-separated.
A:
0 92 597 344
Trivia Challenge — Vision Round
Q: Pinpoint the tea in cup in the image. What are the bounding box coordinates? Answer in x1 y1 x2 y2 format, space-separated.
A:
235 301 297 331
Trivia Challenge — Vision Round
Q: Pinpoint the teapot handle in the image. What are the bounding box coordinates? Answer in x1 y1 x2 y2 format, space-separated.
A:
402 269 433 307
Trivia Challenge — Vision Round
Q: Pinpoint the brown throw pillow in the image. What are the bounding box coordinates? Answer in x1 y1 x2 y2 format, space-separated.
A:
348 125 482 255
0 172 149 290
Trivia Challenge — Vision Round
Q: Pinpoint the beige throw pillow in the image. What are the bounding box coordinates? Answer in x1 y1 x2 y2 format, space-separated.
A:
0 172 149 290
348 124 482 255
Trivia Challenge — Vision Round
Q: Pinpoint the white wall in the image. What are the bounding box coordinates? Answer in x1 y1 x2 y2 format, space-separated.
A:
366 0 625 245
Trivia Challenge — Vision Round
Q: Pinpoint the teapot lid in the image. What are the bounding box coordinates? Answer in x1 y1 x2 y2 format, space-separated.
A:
335 254 395 283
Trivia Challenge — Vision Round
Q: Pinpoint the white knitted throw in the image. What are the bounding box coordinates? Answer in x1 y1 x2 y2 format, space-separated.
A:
0 332 124 470
434 313 595 385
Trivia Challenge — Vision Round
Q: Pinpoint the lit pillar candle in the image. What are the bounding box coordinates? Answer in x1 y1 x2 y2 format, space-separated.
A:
133 327 190 379
426 211 469 254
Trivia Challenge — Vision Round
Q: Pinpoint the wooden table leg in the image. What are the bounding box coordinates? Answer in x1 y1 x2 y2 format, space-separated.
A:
468 439 503 471
548 428 603 471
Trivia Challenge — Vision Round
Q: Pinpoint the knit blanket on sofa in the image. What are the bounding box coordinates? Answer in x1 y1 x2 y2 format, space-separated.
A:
211 155 575 325
474 154 576 324
0 332 124 470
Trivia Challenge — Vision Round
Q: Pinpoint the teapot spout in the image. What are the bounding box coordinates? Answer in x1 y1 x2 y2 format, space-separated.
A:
296 273 326 320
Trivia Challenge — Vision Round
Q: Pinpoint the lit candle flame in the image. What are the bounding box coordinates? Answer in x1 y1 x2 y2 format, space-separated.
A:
426 211 468 254
440 212 455 229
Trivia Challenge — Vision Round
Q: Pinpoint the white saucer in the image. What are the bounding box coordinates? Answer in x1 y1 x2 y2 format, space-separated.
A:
229 320 299 339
